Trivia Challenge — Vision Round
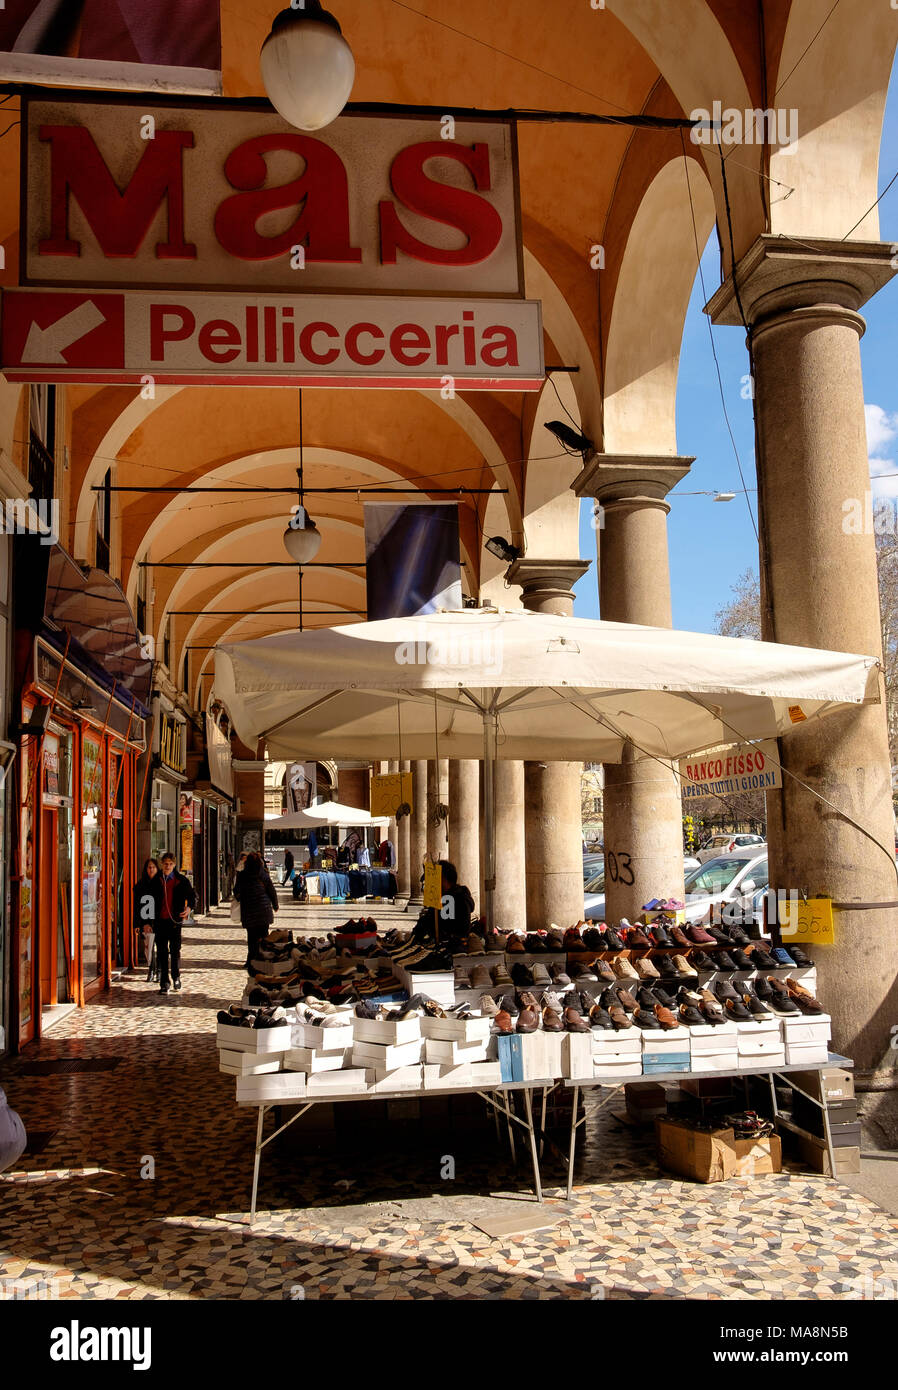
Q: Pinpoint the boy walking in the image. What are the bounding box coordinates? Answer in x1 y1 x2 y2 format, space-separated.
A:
156 852 196 995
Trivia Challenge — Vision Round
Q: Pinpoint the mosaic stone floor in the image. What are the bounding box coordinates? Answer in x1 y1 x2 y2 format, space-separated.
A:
2 895 898 1301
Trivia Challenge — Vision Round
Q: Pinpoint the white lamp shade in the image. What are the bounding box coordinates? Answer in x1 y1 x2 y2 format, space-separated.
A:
261 13 355 132
283 517 323 563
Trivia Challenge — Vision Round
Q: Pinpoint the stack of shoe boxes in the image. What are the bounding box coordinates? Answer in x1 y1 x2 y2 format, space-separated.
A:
591 1029 642 1079
688 1021 739 1073
787 1066 860 1175
217 1019 293 1093
352 1014 423 1091
736 1017 786 1070
642 1029 691 1075
782 1012 832 1064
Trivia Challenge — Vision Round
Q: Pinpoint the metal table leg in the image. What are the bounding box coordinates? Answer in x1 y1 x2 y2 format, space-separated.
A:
522 1087 543 1204
567 1085 580 1200
250 1105 267 1226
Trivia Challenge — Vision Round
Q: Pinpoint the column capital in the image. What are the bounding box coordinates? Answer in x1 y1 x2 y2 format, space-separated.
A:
705 234 897 328
572 453 693 506
504 556 591 612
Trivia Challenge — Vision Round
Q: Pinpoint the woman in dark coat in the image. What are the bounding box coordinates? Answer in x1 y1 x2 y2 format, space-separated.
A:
234 851 279 967
134 857 164 977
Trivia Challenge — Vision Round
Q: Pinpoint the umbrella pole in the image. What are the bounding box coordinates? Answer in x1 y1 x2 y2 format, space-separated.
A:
482 706 498 931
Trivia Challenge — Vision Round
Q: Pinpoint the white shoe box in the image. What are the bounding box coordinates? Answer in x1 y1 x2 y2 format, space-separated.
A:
284 1046 351 1073
593 1060 643 1079
352 1038 424 1068
291 1021 354 1051
251 955 298 977
468 1061 503 1087
353 1016 421 1046
236 1072 307 1105
421 1015 492 1043
689 1023 738 1051
563 1032 594 1079
306 1069 370 1095
396 967 456 1005
781 1014 831 1045
592 1031 642 1058
519 1030 564 1080
735 1018 781 1036
689 1051 739 1073
424 1037 489 1065
423 1063 472 1089
737 1035 787 1061
785 1040 831 1065
369 1065 424 1093
640 1031 688 1053
219 1049 283 1076
217 1021 292 1053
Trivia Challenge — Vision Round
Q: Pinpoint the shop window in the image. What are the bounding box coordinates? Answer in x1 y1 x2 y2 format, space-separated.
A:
81 736 104 991
136 563 147 636
28 384 56 504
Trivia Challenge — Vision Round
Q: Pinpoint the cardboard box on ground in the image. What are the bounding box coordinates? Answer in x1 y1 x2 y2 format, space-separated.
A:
656 1116 782 1183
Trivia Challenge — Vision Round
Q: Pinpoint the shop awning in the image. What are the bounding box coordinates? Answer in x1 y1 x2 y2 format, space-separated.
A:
213 609 880 764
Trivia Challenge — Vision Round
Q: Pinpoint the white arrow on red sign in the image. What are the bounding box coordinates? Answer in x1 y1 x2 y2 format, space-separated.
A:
21 300 108 363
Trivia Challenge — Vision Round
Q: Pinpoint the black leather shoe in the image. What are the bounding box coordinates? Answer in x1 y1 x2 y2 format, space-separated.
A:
589 1005 614 1030
603 927 625 951
713 978 741 1003
744 992 772 1017
650 925 674 948
651 985 678 1009
715 951 737 971
751 976 775 1001
730 950 753 971
159 984 170 994
787 945 813 967
691 951 716 971
707 926 735 947
657 956 678 979
511 963 534 986
750 946 778 969
727 924 751 946
725 997 751 1021
636 987 658 1010
679 1002 704 1025
582 927 603 950
632 1007 661 1029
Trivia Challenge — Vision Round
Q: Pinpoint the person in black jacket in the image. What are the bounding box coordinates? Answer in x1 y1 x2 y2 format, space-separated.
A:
134 857 163 980
282 848 295 885
234 851 279 968
156 852 197 995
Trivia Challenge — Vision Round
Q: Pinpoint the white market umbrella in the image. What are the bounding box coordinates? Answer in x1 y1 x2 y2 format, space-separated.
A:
214 609 880 923
265 803 389 829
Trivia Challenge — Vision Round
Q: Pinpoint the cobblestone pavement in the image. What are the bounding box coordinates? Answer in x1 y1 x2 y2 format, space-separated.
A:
2 895 897 1301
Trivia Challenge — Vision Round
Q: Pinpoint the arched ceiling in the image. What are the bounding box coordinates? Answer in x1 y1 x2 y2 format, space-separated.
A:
0 0 894 699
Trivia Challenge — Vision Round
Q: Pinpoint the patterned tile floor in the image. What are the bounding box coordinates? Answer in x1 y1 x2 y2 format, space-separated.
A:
1 895 898 1301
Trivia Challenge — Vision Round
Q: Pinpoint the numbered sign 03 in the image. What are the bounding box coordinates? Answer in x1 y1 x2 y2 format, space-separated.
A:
605 850 634 887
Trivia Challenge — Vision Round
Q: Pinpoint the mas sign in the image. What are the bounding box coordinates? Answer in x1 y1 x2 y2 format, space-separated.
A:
5 94 543 388
22 95 524 296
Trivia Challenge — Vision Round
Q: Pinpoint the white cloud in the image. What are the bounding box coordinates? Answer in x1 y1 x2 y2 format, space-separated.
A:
865 403 898 456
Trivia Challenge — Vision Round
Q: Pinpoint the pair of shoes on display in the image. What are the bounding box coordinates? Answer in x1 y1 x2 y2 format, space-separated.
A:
217 1005 287 1029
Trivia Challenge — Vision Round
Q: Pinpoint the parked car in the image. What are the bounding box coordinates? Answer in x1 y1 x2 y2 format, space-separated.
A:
682 852 768 926
584 856 701 921
695 832 766 865
582 852 604 884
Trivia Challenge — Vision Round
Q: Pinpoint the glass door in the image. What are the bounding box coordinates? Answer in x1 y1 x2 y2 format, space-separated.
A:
108 750 125 972
81 734 104 993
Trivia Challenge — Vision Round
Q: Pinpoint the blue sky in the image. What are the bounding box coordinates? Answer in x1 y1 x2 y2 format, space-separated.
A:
574 64 898 632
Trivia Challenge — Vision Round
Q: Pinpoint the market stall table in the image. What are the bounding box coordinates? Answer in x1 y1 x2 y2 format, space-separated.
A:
243 1078 559 1224
560 1053 854 1199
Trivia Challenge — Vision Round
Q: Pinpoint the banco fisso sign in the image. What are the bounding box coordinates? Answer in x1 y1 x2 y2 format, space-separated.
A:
1 93 543 389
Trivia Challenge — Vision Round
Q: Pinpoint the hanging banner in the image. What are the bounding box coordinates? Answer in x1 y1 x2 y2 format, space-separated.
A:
365 502 462 619
679 740 782 800
0 1 221 94
370 771 413 819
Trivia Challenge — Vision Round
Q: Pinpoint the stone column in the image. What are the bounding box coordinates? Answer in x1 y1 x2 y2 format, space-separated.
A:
490 759 527 932
406 759 428 907
573 455 692 924
449 759 480 907
707 235 898 1074
396 760 412 899
426 758 449 860
505 558 590 929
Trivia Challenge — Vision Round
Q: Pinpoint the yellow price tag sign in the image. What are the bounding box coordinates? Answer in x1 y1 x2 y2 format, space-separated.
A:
370 772 413 819
778 896 834 945
423 861 443 910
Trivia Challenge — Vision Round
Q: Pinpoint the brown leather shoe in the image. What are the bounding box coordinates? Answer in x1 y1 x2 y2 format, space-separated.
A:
506 934 526 953
594 959 616 982
517 990 540 1011
563 1007 590 1032
608 1005 633 1030
653 1003 680 1030
615 987 639 1012
542 1006 564 1032
785 977 824 1014
626 926 652 948
516 1007 540 1033
668 925 691 947
494 1009 514 1034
